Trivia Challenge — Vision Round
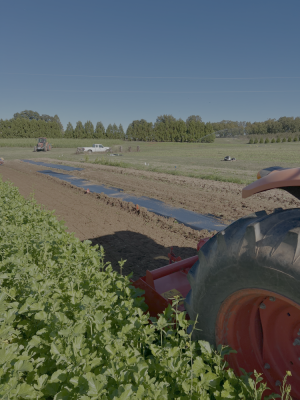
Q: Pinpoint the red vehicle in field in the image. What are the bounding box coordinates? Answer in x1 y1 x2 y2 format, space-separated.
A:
33 137 51 152
133 166 300 399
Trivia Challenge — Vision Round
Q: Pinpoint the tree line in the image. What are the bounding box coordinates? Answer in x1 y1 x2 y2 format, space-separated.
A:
211 117 300 136
1 110 299 141
0 112 215 142
65 115 215 142
0 110 63 138
126 115 214 142
64 121 125 139
245 117 300 135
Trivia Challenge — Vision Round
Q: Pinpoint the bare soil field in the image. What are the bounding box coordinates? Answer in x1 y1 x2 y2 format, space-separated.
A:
1 159 299 279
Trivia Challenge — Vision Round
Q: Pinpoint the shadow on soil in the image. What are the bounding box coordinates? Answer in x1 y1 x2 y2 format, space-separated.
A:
87 230 197 280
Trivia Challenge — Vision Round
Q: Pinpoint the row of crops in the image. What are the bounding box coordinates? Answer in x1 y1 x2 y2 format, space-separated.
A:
0 178 281 399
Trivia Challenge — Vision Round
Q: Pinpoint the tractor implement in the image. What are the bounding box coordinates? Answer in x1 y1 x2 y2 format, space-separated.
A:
132 238 209 318
133 166 300 399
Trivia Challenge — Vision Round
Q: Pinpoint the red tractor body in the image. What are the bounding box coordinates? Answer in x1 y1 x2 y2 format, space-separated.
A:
133 167 300 399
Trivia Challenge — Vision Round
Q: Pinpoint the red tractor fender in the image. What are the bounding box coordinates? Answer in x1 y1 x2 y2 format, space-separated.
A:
242 167 300 199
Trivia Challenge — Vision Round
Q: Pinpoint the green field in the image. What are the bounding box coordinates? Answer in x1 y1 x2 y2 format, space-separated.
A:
1 137 300 184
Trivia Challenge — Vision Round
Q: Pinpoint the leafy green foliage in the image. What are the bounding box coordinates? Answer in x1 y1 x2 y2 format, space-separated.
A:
246 116 300 135
0 111 63 138
0 179 278 399
0 117 62 139
126 115 214 143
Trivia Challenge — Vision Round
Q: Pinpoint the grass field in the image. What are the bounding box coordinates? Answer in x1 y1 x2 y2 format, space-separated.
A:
1 137 300 184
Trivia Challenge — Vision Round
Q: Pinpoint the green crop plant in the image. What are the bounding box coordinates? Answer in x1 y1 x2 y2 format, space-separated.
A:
0 178 282 399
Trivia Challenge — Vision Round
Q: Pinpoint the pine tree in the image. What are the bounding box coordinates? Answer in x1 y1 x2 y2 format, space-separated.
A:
126 124 134 141
118 124 125 139
74 121 85 138
53 114 64 135
106 124 113 138
94 122 105 138
65 122 74 138
84 121 94 138
112 123 119 139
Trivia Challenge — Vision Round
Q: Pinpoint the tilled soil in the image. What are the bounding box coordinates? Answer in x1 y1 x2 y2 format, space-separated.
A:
40 158 300 224
1 159 299 279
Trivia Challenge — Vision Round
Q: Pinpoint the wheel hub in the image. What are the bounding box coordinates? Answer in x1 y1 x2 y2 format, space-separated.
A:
216 288 300 398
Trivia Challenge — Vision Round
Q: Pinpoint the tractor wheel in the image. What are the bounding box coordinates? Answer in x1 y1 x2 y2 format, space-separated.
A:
185 208 300 398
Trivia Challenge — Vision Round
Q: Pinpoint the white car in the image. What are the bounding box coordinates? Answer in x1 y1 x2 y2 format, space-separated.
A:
76 144 110 154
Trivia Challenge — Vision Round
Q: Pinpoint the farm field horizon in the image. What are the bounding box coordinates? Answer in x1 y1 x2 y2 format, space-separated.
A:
1 137 300 184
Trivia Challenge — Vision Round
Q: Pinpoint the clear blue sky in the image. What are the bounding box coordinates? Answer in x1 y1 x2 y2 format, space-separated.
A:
1 0 299 130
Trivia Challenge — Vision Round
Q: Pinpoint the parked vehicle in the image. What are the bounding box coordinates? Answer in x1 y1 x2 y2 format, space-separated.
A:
76 144 110 154
34 137 51 152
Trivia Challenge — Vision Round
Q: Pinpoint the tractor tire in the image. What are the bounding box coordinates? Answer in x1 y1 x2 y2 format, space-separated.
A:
185 208 300 397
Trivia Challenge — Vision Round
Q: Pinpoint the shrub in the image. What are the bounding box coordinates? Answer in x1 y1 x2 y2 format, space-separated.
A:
288 137 292 142
282 137 287 142
271 138 275 143
265 138 269 144
294 137 297 142
259 138 264 144
276 137 281 143
254 138 258 144
248 138 253 144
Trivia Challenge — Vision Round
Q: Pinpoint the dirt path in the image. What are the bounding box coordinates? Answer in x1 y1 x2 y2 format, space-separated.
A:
1 159 299 279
